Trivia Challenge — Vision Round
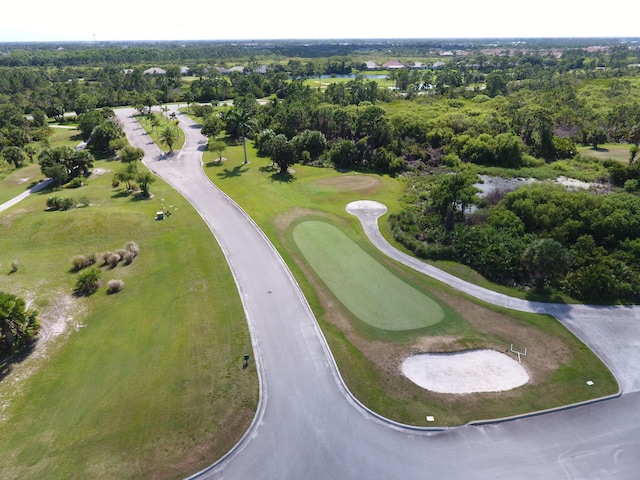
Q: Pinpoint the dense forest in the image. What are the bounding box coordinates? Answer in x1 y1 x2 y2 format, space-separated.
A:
2 38 640 302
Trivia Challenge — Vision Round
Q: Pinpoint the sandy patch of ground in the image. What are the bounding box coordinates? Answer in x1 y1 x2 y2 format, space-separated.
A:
402 349 529 394
312 175 382 193
91 168 110 177
474 174 608 199
0 293 84 420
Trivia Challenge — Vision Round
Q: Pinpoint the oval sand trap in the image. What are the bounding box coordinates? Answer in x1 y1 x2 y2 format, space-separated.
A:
402 350 529 394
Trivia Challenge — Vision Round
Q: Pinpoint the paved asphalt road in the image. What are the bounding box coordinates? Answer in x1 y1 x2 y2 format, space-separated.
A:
114 107 640 480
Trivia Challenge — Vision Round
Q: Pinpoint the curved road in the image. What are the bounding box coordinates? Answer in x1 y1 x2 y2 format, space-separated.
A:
115 107 640 479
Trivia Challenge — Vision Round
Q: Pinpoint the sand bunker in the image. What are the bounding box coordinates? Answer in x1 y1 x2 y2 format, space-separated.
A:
402 349 529 394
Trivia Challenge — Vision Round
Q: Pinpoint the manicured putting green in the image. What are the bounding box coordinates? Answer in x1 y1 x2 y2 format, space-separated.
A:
293 220 444 330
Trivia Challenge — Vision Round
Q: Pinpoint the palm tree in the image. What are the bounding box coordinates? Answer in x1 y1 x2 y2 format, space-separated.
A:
228 108 255 165
159 126 178 153
24 144 38 163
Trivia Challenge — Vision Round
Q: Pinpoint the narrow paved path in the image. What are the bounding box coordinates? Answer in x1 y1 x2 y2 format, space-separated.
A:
0 178 53 213
346 200 640 394
115 107 640 480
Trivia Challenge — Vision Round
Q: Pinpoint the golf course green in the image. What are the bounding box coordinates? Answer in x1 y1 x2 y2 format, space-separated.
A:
293 220 445 330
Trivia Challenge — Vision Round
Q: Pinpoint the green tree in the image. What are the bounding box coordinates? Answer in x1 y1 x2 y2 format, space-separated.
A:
89 120 124 153
159 126 178 153
136 170 155 197
485 72 508 97
226 108 255 164
430 172 478 230
2 146 26 168
39 145 94 181
587 127 607 149
270 134 296 174
24 144 38 163
78 108 116 140
522 238 571 289
114 163 138 190
183 91 194 113
201 114 223 138
119 145 144 164
207 138 227 161
0 291 40 354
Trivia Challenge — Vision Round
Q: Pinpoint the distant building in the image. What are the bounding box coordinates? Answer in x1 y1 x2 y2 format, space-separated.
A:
365 61 380 69
383 60 405 69
143 67 166 75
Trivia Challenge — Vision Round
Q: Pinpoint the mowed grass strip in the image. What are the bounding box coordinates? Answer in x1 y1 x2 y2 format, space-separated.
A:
0 159 256 479
293 220 444 330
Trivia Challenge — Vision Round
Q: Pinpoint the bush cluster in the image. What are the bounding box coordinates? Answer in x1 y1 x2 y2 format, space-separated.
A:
71 253 97 271
101 241 139 268
47 195 75 211
70 241 139 295
74 267 102 295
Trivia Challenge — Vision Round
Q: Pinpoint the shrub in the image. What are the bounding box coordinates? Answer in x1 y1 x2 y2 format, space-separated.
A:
101 251 113 265
121 250 135 265
75 267 102 295
107 253 121 268
71 254 96 271
125 241 140 257
47 195 75 211
0 291 40 354
107 279 124 293
66 177 85 188
10 260 19 273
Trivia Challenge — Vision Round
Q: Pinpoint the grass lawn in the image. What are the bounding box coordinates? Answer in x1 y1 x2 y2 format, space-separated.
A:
0 164 46 206
202 146 618 425
578 143 633 163
0 157 256 479
136 113 185 153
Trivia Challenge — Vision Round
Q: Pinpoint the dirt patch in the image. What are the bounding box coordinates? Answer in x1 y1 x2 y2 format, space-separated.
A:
91 168 110 177
312 175 382 193
0 292 84 420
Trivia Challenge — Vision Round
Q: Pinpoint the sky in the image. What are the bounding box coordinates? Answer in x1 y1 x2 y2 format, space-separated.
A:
1 0 639 43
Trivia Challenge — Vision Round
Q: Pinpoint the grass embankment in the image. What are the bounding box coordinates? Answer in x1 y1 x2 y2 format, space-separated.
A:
201 144 617 426
136 112 186 153
0 136 256 478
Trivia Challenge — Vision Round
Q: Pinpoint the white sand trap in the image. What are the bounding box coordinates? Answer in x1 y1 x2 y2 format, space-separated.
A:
402 349 529 394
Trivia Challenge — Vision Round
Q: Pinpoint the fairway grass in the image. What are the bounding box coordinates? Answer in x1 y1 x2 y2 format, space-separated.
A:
293 220 444 330
0 159 256 479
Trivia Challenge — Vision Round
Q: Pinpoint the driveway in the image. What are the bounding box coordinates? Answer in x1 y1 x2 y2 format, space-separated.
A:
115 107 640 480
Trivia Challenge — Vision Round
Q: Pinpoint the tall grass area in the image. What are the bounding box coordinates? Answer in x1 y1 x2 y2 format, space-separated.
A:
0 158 256 479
